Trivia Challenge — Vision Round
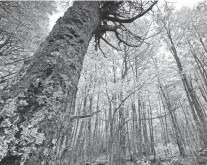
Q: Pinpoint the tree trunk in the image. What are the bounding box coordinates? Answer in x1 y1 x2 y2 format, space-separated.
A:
142 104 150 159
148 99 155 158
118 46 129 165
119 91 127 165
108 96 114 165
168 32 207 148
137 99 143 158
0 2 100 165
159 84 186 157
86 96 93 164
75 95 88 164
131 103 140 163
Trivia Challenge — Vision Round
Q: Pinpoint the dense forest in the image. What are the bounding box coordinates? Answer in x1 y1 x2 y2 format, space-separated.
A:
0 1 207 165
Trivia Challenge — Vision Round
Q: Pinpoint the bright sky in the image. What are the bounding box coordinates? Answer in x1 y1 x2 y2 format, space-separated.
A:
48 1 72 30
48 0 203 30
48 11 65 30
171 0 202 9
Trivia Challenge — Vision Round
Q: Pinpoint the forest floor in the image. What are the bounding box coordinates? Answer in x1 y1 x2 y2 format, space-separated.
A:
91 154 207 165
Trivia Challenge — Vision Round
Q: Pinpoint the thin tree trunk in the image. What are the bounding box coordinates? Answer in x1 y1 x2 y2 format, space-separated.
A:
159 84 186 157
92 93 99 160
126 121 132 161
86 96 93 164
167 28 207 149
142 104 150 160
148 99 155 158
137 99 143 158
119 45 128 165
119 91 126 165
108 100 114 165
75 95 88 159
131 103 139 164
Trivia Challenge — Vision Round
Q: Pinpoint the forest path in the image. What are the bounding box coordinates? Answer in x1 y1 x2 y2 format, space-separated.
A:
93 154 108 165
92 154 134 165
91 154 207 165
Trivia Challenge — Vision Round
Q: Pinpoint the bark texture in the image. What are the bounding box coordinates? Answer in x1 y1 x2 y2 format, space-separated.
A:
0 2 100 165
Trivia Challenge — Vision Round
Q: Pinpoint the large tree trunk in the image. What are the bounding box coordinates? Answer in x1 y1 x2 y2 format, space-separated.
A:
0 2 100 165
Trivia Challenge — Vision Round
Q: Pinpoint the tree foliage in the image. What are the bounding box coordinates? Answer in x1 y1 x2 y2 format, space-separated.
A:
0 1 56 89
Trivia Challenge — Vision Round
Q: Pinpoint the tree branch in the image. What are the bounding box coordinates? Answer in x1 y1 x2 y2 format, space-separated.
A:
70 110 101 121
105 1 158 23
100 36 121 51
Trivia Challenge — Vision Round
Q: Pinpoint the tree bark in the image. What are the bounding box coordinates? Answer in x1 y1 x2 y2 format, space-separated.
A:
0 2 100 165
